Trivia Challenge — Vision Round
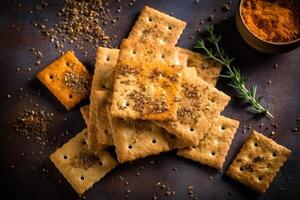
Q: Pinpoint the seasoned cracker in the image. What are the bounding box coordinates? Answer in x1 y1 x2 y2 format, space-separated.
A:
156 67 231 146
37 51 91 110
110 39 183 121
50 129 117 195
180 48 222 86
128 6 186 46
177 116 240 170
226 130 291 193
107 106 176 163
94 47 119 91
80 105 90 126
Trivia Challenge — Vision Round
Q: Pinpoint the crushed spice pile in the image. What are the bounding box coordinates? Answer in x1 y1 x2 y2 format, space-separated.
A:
33 0 112 52
241 0 300 42
14 109 53 145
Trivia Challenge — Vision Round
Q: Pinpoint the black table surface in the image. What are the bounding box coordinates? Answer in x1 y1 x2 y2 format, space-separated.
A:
1 0 300 200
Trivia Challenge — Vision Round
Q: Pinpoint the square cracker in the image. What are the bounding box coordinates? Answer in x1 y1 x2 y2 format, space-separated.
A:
156 67 231 146
180 48 222 86
80 105 90 126
177 116 240 170
107 106 186 163
226 130 291 193
128 6 186 46
110 39 183 121
107 109 169 163
87 91 112 150
50 129 117 195
37 51 91 110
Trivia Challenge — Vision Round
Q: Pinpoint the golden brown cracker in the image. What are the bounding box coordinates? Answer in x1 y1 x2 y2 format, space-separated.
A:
107 106 175 163
110 39 183 121
37 51 91 110
128 6 186 46
180 48 222 86
177 116 240 170
226 130 291 193
80 105 90 126
156 67 231 146
50 129 117 195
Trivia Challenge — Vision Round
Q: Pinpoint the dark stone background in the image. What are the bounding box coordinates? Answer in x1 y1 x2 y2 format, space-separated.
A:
0 0 299 199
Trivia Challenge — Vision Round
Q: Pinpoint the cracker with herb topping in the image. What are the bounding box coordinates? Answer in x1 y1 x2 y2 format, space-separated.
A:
156 67 231 146
180 48 222 86
226 130 291 193
128 6 186 46
110 39 184 121
50 129 117 195
107 107 182 163
107 48 188 162
177 116 239 170
37 51 91 110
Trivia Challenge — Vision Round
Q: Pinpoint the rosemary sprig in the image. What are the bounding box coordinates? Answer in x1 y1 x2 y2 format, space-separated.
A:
195 26 273 118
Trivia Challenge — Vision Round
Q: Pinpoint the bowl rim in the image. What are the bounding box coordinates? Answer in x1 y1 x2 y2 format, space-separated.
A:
238 0 300 45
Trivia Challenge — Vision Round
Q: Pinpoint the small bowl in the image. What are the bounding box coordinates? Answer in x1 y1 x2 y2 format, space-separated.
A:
236 0 300 54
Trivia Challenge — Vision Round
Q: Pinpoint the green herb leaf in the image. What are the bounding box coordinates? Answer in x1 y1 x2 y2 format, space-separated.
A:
195 26 273 118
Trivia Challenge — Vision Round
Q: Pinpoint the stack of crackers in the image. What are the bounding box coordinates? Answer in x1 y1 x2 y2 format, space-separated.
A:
37 6 291 195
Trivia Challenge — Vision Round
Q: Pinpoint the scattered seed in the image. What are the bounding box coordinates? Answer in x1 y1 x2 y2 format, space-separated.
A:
14 109 53 146
223 3 230 12
208 14 214 21
259 122 264 128
292 128 299 132
271 131 275 136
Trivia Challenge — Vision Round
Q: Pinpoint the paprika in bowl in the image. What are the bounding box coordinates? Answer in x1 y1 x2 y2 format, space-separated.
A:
236 0 300 54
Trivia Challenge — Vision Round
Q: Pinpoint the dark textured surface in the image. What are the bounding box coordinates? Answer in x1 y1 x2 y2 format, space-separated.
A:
0 0 300 200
